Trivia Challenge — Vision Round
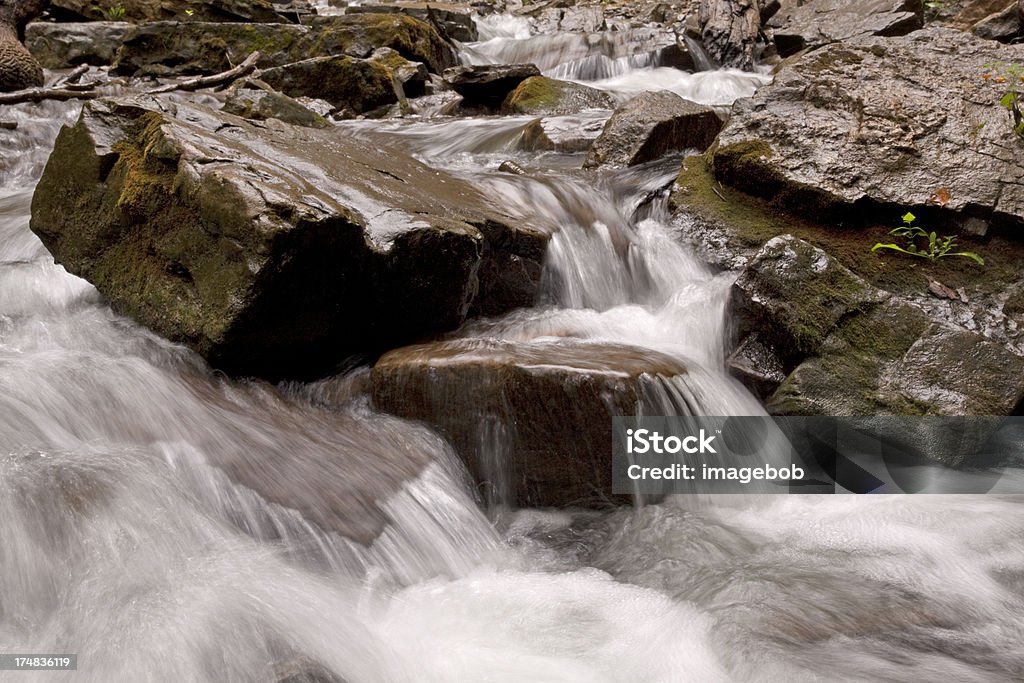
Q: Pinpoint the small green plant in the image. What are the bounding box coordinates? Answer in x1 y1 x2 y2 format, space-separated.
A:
92 3 126 20
185 8 195 16
982 62 1024 139
871 212 984 265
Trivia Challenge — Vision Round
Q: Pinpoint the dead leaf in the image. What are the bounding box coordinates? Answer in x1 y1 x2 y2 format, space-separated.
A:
928 187 952 207
928 279 960 301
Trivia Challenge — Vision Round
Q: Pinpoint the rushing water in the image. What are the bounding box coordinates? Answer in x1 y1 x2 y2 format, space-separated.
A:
2 18 1024 683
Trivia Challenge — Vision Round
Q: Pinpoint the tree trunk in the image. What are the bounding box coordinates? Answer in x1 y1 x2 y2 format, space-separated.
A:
699 0 761 71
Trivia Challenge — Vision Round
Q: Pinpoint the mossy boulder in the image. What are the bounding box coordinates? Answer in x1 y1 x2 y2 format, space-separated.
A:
713 27 1024 232
346 2 478 42
444 63 542 111
371 339 690 508
584 90 722 168
732 236 1024 415
259 56 398 115
113 13 457 77
30 98 548 380
501 76 615 116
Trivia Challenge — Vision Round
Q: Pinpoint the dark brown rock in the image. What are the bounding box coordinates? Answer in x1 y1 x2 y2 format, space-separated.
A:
371 338 691 507
258 56 398 115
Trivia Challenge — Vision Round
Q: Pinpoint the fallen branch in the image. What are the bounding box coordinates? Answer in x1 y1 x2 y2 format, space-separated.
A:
0 87 99 105
47 64 89 88
147 51 262 94
0 121 17 130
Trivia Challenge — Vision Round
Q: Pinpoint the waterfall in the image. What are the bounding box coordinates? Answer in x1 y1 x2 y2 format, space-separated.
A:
2 17 1024 683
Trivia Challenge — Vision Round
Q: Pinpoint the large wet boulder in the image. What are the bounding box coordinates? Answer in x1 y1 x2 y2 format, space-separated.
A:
113 13 457 77
501 76 615 116
584 90 722 168
258 56 398 115
714 27 1024 233
371 339 691 508
25 21 130 68
444 63 542 110
0 0 47 91
47 0 287 23
767 0 924 57
731 236 1024 415
29 98 548 380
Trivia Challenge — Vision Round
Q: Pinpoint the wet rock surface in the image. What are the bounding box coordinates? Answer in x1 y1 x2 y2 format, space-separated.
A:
731 236 1024 416
584 90 722 168
768 0 924 56
25 21 130 69
371 338 691 508
29 97 548 380
47 0 288 23
258 55 399 115
112 13 456 77
501 75 615 115
444 63 541 110
713 27 1024 232
222 84 328 127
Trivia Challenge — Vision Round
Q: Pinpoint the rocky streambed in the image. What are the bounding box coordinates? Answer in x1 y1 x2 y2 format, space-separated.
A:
3 0 1024 680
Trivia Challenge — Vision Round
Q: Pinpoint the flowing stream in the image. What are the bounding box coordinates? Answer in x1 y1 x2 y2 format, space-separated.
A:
2 19 1024 683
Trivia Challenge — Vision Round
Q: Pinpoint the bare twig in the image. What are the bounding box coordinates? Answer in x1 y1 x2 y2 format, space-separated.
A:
0 88 99 105
711 185 726 201
147 51 262 94
47 64 90 88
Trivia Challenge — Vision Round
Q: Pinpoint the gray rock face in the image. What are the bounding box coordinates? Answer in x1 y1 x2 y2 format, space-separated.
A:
714 28 1024 232
768 0 923 56
371 338 690 508
25 21 130 69
584 90 722 168
699 0 761 70
970 1 1023 41
443 63 541 110
29 98 548 380
731 236 1024 416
